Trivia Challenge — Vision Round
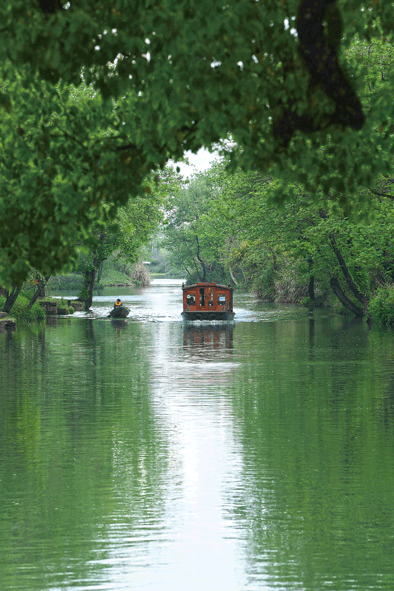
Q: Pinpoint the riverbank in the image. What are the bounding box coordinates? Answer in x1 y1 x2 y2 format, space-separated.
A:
0 295 78 330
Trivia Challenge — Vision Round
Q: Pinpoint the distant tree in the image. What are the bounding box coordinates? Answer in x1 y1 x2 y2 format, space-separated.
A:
216 165 394 315
76 180 164 310
163 168 231 283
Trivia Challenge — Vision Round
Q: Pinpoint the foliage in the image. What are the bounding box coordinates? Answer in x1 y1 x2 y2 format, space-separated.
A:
368 287 394 325
0 293 45 322
99 267 132 286
0 74 153 286
144 236 173 276
0 2 393 284
159 158 394 319
75 176 163 305
162 165 233 284
48 274 83 291
130 262 150 287
214 162 394 314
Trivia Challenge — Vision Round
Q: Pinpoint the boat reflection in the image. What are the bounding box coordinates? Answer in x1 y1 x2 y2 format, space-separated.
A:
110 319 127 330
183 324 234 356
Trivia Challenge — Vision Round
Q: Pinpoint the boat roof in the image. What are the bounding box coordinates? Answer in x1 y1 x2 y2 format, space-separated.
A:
182 282 233 291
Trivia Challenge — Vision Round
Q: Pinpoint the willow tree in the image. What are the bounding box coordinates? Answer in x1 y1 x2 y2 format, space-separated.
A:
0 0 393 285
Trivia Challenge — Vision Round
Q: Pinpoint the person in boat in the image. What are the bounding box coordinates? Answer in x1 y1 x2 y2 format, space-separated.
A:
114 298 122 308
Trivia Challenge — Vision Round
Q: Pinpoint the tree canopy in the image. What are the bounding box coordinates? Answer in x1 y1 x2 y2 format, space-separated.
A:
0 1 393 284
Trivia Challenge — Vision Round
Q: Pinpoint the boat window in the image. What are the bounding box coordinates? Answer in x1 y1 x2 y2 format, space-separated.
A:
187 294 195 305
218 295 226 303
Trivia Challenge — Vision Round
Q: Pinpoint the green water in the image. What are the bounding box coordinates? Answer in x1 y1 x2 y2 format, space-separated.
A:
1 286 394 590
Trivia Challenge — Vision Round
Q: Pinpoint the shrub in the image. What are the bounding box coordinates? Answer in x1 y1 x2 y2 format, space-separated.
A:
131 262 151 287
368 286 394 325
3 294 45 323
47 274 83 291
98 268 132 286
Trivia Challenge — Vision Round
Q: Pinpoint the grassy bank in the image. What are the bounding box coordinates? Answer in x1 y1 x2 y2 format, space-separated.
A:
0 294 45 323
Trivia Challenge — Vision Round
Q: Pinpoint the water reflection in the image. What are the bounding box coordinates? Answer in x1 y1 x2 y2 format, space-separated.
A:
0 321 172 591
183 324 234 356
45 315 58 326
110 319 127 331
2 292 394 590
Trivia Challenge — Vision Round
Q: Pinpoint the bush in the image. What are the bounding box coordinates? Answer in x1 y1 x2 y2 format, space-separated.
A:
131 262 151 287
368 286 394 325
47 274 83 291
2 294 45 323
98 268 132 286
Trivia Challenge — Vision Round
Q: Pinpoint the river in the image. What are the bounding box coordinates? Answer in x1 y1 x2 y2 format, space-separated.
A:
1 283 394 591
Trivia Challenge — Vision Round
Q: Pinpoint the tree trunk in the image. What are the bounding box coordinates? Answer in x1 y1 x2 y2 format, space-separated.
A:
78 253 100 311
329 234 367 307
228 267 239 286
84 266 97 311
28 275 50 309
330 277 364 317
308 275 315 300
97 259 106 283
195 235 206 281
270 248 278 272
308 259 315 300
3 284 22 314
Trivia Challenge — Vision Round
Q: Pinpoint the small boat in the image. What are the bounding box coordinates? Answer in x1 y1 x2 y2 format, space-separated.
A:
109 305 130 319
182 282 235 321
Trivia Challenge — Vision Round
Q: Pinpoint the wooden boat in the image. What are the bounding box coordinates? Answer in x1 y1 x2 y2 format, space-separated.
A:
109 305 130 319
182 282 235 321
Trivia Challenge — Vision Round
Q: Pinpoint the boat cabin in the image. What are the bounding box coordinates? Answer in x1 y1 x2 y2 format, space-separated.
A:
182 282 234 321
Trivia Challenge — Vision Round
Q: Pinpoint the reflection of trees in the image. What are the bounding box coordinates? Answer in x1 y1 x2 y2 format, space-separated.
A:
0 321 170 590
227 320 394 590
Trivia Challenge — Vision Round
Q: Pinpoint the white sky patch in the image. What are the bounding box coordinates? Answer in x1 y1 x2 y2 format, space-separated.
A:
284 17 297 36
172 148 218 178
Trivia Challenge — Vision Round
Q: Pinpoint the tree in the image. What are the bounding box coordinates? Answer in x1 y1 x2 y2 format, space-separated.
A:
76 178 164 310
214 164 394 315
162 168 231 283
0 1 393 284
